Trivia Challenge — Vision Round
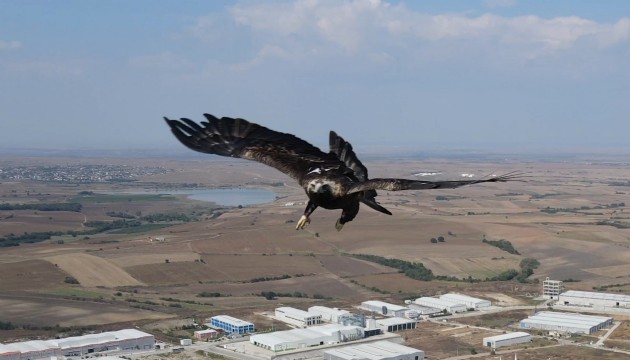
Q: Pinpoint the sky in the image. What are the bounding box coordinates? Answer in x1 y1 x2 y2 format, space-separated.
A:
1 0 630 154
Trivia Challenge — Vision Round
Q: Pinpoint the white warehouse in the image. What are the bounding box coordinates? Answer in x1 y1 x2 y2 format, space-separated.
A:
407 304 442 316
414 297 467 313
308 306 351 323
439 293 491 309
559 290 630 309
250 324 363 352
323 340 425 360
483 332 532 349
275 307 322 327
0 329 154 360
519 311 612 335
361 301 409 317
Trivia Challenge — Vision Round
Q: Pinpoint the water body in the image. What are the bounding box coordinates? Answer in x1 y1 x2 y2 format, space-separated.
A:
127 188 278 207
182 188 277 206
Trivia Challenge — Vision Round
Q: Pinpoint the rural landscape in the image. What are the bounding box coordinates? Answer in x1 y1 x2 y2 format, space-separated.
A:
2 152 630 359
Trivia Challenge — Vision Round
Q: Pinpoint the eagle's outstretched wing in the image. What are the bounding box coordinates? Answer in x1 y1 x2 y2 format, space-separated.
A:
347 172 522 194
165 114 346 182
329 131 369 182
330 131 392 215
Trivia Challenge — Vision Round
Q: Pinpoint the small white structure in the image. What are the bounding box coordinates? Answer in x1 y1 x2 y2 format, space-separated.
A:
414 297 467 313
0 329 154 360
323 340 424 360
483 332 532 349
275 307 322 327
543 277 564 300
250 324 363 352
558 290 630 309
179 339 192 346
374 317 417 332
439 293 491 309
308 306 351 323
361 301 409 317
519 311 612 335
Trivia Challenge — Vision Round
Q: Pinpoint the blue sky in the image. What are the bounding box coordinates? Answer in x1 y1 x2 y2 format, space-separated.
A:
1 0 629 153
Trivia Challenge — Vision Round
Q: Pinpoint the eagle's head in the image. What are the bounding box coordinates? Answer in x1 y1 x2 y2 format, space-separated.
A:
308 179 334 196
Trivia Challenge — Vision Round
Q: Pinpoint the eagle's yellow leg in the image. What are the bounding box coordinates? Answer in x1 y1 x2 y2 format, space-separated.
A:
335 219 344 232
296 215 311 230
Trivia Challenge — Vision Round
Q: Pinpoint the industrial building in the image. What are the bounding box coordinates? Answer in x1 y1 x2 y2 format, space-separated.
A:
361 301 410 317
558 290 630 308
275 306 323 327
209 315 255 334
413 297 467 313
374 317 417 332
250 324 364 352
407 304 443 316
543 277 564 300
519 311 612 335
194 329 219 340
309 306 351 323
483 332 532 349
439 293 491 309
323 340 425 360
0 329 154 360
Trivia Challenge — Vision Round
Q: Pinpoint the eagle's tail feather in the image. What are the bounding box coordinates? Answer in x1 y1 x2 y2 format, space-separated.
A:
360 194 392 215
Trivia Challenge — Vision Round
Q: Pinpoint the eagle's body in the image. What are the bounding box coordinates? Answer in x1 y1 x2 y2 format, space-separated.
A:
165 114 519 231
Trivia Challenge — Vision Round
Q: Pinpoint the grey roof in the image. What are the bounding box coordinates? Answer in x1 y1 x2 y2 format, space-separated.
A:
561 290 630 302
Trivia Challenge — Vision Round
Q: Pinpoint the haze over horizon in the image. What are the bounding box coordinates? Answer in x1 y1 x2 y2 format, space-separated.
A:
1 1 630 153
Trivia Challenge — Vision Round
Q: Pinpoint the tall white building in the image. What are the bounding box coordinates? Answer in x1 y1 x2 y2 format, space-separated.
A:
542 277 564 300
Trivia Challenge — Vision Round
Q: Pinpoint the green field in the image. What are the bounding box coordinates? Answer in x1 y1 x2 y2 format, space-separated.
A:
108 223 173 234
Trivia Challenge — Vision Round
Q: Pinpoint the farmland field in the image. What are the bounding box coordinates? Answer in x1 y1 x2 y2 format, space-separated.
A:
2 154 630 359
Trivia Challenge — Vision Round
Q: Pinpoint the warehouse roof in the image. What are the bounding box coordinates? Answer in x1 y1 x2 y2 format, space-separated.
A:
484 332 531 342
211 315 254 326
561 290 630 302
251 324 361 347
0 329 153 355
362 300 408 312
323 340 423 360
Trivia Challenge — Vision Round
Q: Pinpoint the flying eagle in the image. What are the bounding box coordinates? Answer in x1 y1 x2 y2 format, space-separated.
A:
165 114 520 231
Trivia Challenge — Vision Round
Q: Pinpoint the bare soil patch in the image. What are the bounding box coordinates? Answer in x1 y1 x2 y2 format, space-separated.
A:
45 253 143 287
0 293 172 327
0 259 68 291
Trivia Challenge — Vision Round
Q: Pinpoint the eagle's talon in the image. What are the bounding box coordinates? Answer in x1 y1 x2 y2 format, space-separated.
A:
296 215 310 230
335 219 344 232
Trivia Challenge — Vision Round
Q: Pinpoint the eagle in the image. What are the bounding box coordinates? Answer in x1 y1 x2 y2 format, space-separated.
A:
165 114 520 231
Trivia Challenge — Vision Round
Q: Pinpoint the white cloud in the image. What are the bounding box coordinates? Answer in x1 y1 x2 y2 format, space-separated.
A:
188 0 630 65
0 39 21 50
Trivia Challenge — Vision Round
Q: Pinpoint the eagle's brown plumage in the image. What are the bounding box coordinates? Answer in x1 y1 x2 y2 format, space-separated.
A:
165 113 521 231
